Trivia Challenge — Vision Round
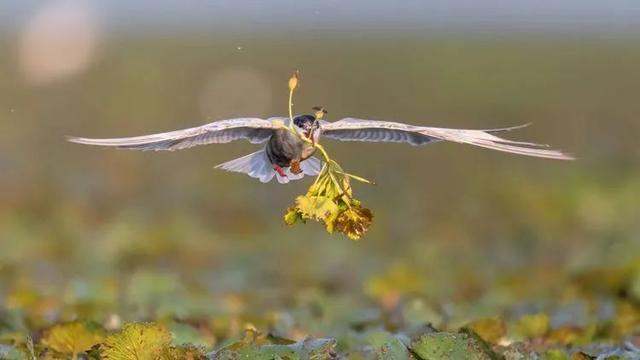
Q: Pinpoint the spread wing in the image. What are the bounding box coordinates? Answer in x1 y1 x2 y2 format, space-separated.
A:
320 118 573 160
67 117 285 151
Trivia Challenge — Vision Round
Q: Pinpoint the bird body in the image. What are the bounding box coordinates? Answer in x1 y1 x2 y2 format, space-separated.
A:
68 113 573 184
266 127 316 168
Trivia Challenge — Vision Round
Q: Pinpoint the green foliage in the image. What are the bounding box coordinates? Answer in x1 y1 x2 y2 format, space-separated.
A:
411 332 494 360
0 344 29 360
211 330 336 359
365 331 410 359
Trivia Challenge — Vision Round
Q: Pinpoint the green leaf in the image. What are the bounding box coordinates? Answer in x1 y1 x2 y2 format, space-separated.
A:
212 337 336 360
366 331 409 360
167 321 212 349
544 349 569 360
411 332 493 360
0 345 28 360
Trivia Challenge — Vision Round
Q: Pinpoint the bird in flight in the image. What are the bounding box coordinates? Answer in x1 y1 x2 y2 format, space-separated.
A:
68 106 573 183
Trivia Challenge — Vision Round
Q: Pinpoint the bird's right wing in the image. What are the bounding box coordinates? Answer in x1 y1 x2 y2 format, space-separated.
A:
67 117 287 151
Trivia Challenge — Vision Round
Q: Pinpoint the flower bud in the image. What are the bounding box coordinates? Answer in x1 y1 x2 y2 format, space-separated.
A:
288 70 299 91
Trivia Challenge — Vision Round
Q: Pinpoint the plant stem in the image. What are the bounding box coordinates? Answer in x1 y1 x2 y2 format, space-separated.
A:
285 70 373 189
288 88 294 130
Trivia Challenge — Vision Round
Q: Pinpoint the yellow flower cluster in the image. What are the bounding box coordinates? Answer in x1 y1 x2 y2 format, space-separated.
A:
284 160 373 240
283 71 374 240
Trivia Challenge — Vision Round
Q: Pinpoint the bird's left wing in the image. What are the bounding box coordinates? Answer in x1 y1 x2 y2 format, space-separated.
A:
320 118 573 160
67 117 286 151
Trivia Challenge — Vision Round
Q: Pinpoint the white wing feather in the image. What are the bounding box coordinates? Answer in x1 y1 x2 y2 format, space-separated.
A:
321 118 573 160
67 117 285 151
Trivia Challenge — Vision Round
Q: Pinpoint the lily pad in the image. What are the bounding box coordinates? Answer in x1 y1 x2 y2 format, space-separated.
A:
411 332 494 360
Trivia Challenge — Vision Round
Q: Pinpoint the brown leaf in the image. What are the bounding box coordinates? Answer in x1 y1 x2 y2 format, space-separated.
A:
334 205 373 240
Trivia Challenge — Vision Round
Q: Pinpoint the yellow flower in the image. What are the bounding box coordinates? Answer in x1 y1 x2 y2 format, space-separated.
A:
283 206 302 226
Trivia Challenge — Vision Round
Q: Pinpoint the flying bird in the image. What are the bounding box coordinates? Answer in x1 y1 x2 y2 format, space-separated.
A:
67 109 573 184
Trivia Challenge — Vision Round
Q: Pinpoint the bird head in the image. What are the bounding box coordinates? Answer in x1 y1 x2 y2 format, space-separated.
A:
293 114 319 133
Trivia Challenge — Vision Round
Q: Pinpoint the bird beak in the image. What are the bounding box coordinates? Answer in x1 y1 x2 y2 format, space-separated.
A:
304 123 317 139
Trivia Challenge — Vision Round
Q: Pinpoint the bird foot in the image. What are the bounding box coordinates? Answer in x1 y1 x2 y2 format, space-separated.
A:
290 160 303 175
273 164 287 177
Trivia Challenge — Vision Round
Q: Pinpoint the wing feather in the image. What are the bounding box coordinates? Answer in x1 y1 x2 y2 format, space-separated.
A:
321 118 437 145
67 117 284 151
321 117 573 160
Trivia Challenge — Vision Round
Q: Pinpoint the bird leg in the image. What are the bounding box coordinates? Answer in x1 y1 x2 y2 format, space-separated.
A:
273 164 288 177
290 160 303 175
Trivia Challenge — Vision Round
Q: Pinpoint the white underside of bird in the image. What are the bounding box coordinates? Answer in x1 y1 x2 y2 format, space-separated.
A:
215 148 323 184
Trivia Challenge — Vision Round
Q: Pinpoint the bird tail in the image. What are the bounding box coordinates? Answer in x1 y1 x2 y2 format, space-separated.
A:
214 149 323 184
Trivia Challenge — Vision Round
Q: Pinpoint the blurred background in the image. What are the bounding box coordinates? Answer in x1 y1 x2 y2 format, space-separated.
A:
0 0 639 350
